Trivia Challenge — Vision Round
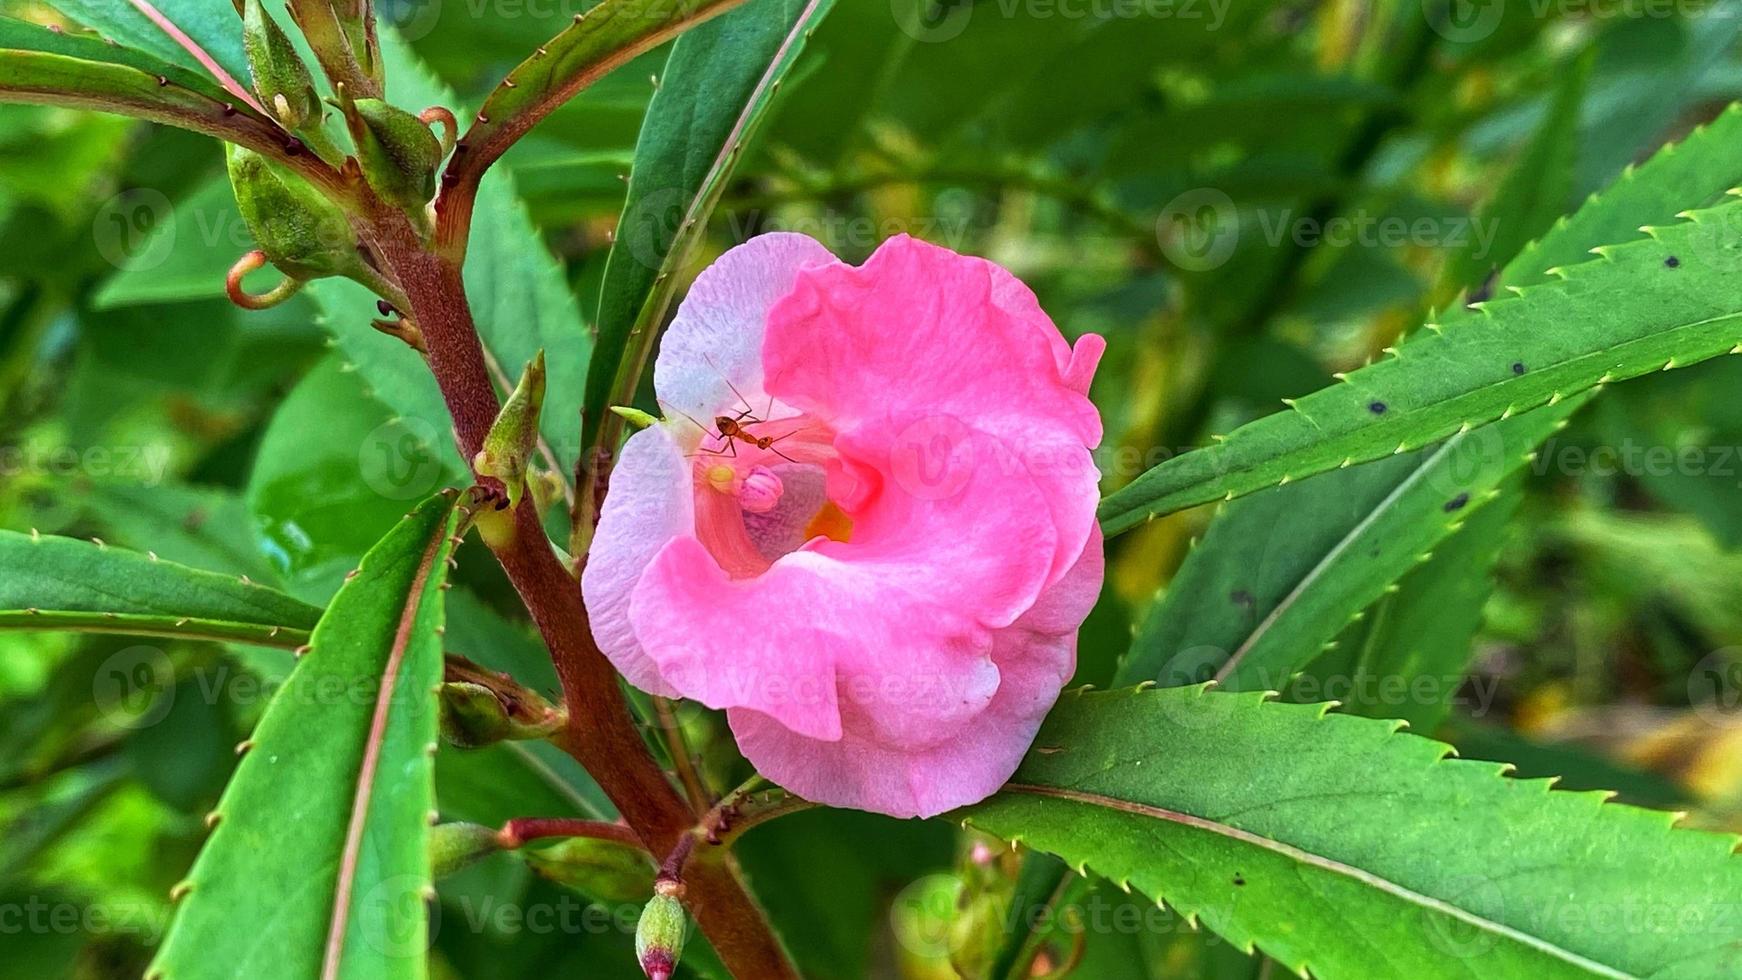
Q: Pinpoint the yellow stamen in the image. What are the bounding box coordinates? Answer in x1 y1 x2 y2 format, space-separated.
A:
706 464 736 492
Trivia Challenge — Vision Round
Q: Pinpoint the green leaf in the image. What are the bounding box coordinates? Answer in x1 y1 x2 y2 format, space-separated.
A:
309 35 590 489
1098 195 1742 535
444 0 751 194
40 0 251 84
0 529 320 647
149 491 464 980
966 687 1742 980
1517 102 1742 288
248 355 462 603
1122 400 1582 692
91 173 245 309
0 18 286 156
583 0 836 455
1283 99 1742 725
1305 476 1522 732
1436 50 1588 300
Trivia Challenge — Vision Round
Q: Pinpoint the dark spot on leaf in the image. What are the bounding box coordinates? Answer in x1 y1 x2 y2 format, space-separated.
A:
1665 256 1681 268
1368 401 1387 415
1233 874 1246 886
1230 589 1255 610
1467 269 1498 305
1444 492 1470 513
1511 361 1525 375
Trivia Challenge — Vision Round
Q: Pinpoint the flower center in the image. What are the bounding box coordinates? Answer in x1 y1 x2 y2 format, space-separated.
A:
685 411 850 578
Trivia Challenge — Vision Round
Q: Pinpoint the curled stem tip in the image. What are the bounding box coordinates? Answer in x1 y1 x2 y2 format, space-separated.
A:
226 249 304 309
420 106 459 155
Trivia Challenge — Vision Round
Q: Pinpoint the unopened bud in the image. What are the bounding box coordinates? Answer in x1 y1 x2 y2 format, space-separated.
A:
226 146 360 282
241 0 319 130
610 406 659 430
341 91 444 213
473 351 546 510
635 891 687 980
438 679 561 748
429 822 503 878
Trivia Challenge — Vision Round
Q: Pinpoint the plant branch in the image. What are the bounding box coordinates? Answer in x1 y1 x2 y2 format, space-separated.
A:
497 817 644 851
653 697 711 813
364 206 797 979
432 0 750 256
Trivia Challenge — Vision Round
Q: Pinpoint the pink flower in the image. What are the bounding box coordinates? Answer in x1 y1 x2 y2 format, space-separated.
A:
583 233 1105 818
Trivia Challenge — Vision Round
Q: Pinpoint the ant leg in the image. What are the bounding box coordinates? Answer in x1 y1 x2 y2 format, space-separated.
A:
702 352 762 422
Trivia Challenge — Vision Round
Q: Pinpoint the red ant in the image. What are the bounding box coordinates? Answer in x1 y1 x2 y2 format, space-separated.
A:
667 365 801 464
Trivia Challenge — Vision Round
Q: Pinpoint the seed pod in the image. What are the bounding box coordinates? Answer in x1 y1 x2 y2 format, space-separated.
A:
240 0 319 130
429 822 503 879
635 891 688 980
473 351 546 510
342 93 443 212
225 145 359 282
522 837 656 905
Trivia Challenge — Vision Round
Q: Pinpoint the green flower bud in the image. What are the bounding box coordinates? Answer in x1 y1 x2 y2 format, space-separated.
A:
635 891 688 980
429 822 503 879
522 837 656 905
225 145 359 282
473 351 546 510
438 678 561 748
240 0 319 131
439 681 511 748
342 93 443 212
611 406 660 430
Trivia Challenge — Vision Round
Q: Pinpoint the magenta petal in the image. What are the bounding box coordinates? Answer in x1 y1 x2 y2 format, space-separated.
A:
729 529 1105 818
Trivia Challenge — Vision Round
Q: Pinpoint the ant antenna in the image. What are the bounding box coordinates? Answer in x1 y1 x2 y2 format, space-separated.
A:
700 351 764 422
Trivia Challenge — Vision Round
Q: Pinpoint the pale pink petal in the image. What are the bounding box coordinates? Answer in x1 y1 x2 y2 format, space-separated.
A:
653 232 837 427
580 425 692 697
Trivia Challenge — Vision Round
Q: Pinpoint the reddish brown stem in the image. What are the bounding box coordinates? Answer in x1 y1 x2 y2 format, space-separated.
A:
366 208 796 980
498 817 643 851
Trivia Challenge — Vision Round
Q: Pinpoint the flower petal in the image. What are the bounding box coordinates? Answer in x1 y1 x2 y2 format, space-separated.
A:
580 425 693 697
729 528 1105 818
653 232 837 427
763 234 1103 585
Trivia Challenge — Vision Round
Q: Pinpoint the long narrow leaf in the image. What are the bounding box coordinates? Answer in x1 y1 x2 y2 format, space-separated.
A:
149 491 464 980
968 688 1742 979
1099 195 1742 535
0 529 320 648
